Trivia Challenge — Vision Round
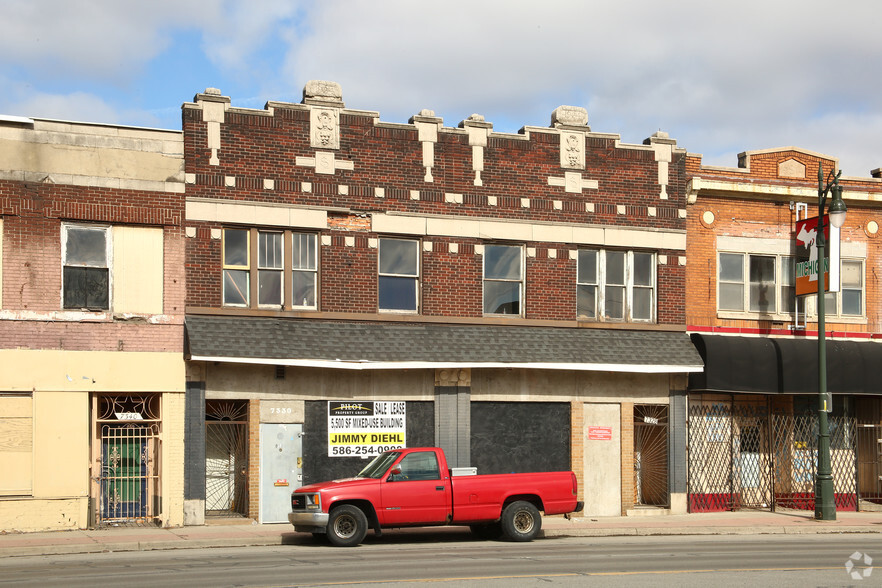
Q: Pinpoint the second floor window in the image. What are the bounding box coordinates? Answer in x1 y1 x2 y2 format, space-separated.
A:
578 249 655 322
719 252 795 315
292 233 317 309
378 238 419 312
223 228 318 309
223 229 250 306
63 225 110 310
807 259 864 318
484 244 523 316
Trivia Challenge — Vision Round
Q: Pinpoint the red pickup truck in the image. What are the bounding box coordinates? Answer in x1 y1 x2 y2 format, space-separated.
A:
288 447 583 546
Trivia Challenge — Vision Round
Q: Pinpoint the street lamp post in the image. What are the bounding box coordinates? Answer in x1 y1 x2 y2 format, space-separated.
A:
815 163 847 521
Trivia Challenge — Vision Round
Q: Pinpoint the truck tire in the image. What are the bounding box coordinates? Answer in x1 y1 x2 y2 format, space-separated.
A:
500 501 541 542
327 505 368 547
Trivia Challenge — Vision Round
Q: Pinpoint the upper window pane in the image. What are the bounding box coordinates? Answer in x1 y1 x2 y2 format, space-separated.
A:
292 233 316 271
484 245 521 280
379 239 418 276
605 251 625 286
720 253 743 282
577 250 597 284
749 255 775 313
258 232 283 269
633 252 653 287
223 229 249 268
65 227 107 266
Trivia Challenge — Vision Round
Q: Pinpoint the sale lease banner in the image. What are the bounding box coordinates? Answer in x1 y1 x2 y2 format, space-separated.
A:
327 401 406 457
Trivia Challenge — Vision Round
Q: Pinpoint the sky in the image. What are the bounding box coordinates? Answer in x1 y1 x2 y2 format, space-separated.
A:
4 0 882 177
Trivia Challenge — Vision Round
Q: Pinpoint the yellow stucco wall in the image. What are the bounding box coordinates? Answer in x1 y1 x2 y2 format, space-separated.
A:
33 391 89 497
161 391 185 527
0 350 185 393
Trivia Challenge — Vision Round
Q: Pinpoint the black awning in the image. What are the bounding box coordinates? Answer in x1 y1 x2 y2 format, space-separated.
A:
689 333 882 395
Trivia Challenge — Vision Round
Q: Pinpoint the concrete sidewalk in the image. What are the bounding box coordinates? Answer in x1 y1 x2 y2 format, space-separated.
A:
2 509 882 558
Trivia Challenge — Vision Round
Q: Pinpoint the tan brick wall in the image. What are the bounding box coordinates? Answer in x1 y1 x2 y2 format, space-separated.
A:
247 398 260 521
570 401 584 504
620 401 634 515
162 391 186 527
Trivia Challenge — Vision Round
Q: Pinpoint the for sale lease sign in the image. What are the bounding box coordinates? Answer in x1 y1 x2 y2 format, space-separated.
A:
327 401 406 457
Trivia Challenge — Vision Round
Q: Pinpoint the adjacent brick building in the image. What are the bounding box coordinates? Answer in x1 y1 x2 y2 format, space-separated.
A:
0 117 186 531
685 147 882 512
181 82 702 523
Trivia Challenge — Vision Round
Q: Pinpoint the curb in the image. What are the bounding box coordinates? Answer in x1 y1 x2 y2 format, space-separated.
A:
4 525 882 559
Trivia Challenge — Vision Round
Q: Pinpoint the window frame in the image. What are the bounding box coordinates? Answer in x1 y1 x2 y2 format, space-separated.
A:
62 223 111 311
716 251 795 319
378 237 420 314
222 228 319 310
482 244 524 317
291 232 318 310
804 257 865 319
577 248 656 323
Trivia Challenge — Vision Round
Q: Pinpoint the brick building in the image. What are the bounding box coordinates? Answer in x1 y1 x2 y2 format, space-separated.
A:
181 81 702 524
0 117 187 531
685 147 882 512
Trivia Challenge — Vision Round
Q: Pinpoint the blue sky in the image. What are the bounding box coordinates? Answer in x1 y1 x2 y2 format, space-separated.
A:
5 0 882 177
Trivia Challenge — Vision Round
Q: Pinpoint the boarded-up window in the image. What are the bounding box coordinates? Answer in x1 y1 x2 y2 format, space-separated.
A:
112 226 163 314
0 393 33 495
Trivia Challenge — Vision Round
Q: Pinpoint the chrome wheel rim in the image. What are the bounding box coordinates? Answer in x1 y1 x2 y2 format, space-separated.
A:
513 510 534 534
334 514 356 538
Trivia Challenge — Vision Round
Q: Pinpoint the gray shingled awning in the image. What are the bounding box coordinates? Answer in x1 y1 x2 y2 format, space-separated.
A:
186 316 703 373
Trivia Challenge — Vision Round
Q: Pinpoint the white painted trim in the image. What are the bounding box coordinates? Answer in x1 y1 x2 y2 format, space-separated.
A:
189 355 703 373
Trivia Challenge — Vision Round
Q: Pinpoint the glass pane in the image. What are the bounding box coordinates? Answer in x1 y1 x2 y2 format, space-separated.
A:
749 256 775 313
824 292 837 314
258 270 282 306
380 239 418 276
223 269 249 305
781 285 796 314
63 266 109 309
605 251 625 285
258 232 283 269
577 250 597 284
633 287 652 320
633 252 653 287
780 257 795 286
65 227 107 266
484 281 520 314
719 283 744 311
484 245 521 280
577 284 596 318
842 289 862 315
379 276 417 311
292 233 316 270
292 271 315 308
841 261 862 288
604 285 624 319
719 253 743 282
224 229 248 268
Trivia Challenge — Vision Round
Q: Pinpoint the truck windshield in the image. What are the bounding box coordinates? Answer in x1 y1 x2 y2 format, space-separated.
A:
356 451 401 479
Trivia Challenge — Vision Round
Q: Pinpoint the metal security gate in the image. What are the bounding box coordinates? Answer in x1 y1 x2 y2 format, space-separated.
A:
688 401 858 512
687 403 772 511
857 425 882 509
634 405 669 506
205 400 249 517
94 394 161 527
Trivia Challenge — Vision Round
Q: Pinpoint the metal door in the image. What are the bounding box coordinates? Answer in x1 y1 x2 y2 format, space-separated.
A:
259 423 302 523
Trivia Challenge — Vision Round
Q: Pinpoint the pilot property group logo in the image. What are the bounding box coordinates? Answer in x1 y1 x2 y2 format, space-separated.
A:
844 552 874 580
327 401 406 457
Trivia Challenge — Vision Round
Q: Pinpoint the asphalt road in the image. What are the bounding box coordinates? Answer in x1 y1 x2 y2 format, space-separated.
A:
1 533 880 587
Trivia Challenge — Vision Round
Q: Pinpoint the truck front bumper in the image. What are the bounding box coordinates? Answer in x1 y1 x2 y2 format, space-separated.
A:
288 511 329 533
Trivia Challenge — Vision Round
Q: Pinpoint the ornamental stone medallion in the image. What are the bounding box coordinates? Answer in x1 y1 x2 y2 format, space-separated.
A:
310 107 340 149
562 132 585 169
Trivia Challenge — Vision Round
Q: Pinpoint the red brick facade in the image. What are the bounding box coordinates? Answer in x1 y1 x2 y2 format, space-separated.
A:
183 90 688 326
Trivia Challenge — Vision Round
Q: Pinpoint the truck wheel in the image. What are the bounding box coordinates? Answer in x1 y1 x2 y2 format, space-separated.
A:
500 501 541 542
327 505 368 547
469 522 502 540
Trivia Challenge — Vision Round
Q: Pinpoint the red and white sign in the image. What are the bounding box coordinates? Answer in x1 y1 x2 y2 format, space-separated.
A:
587 426 613 441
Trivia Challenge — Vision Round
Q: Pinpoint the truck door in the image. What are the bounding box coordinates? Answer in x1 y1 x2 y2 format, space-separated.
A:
380 450 449 525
